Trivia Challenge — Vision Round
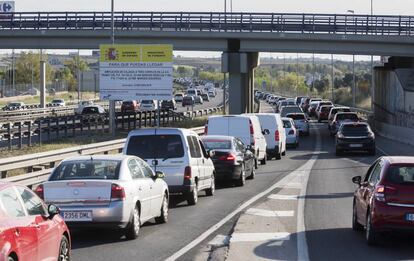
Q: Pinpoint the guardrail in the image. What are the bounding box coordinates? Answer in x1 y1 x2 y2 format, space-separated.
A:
0 12 413 36
0 105 223 149
0 126 205 188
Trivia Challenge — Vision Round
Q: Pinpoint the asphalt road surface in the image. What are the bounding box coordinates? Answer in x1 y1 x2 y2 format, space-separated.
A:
69 102 414 261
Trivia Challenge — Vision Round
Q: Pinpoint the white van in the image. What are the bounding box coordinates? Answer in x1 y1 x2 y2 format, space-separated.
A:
205 115 268 167
187 89 198 97
247 113 286 160
123 128 215 205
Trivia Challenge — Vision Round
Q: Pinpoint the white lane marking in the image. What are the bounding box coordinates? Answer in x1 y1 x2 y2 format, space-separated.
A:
245 208 294 217
296 128 321 261
166 128 320 261
230 232 290 243
278 182 302 189
268 194 298 200
208 235 230 247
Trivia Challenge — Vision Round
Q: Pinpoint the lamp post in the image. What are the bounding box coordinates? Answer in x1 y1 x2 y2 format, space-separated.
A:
109 0 116 136
347 10 356 107
370 0 374 111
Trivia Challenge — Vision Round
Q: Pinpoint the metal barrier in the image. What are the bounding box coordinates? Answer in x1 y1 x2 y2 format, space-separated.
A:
0 12 413 36
0 126 205 187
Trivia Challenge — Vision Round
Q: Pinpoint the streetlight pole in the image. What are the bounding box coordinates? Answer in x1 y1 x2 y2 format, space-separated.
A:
352 54 356 107
370 0 374 111
109 0 116 136
331 54 334 102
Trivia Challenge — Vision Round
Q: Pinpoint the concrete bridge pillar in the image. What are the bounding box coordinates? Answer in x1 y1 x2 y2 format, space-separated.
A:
222 52 259 114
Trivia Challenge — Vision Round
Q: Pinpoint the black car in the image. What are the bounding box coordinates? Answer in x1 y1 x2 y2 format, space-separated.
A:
201 93 210 102
182 96 194 106
201 135 255 186
335 122 376 156
161 99 177 110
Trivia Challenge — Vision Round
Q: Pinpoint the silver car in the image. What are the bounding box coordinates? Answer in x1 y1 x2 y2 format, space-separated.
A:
285 113 310 136
282 117 299 147
38 155 169 240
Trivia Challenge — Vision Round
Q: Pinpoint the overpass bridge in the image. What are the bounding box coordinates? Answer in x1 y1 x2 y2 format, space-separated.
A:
1 12 414 116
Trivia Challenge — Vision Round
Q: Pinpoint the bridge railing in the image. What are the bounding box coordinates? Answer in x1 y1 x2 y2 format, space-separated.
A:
0 12 413 36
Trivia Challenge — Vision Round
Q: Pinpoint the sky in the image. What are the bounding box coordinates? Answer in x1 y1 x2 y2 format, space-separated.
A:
7 0 413 60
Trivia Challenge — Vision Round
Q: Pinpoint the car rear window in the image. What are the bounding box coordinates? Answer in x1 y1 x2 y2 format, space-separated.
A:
126 135 184 159
336 114 358 121
202 140 232 150
50 160 121 181
386 166 414 185
123 101 133 105
82 107 100 114
287 114 305 120
283 120 292 128
141 100 153 104
321 106 332 112
341 125 369 135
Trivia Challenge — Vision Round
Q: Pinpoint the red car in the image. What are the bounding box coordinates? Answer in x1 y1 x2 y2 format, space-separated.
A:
352 157 414 245
121 100 140 113
0 182 71 261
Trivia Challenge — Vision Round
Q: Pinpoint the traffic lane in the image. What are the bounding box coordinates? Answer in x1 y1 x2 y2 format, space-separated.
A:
176 90 224 113
70 124 318 261
305 123 414 261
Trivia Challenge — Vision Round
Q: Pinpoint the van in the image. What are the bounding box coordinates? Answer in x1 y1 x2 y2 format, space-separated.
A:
187 89 197 97
247 113 286 160
205 115 268 167
123 128 215 205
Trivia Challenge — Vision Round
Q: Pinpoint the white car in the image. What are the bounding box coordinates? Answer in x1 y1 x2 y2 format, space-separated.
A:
123 128 215 205
206 115 268 167
282 117 299 148
208 90 216 97
174 93 184 102
246 113 286 160
37 155 169 240
280 105 303 117
286 113 310 136
140 100 158 111
75 100 94 114
50 99 65 107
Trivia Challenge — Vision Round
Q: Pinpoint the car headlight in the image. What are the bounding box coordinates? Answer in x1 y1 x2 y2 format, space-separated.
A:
337 133 345 139
368 132 375 139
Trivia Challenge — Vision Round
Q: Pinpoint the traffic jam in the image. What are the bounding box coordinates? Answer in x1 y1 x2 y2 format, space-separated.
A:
1 86 413 260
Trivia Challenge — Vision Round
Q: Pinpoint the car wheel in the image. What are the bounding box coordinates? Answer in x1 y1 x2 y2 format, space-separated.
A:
266 154 273 160
187 183 198 205
254 159 258 169
260 155 267 165
275 151 282 160
155 194 169 224
281 150 286 156
205 175 215 196
366 211 379 246
58 235 70 261
8 257 16 261
125 207 140 240
247 167 256 180
295 142 299 148
236 166 246 187
352 201 364 231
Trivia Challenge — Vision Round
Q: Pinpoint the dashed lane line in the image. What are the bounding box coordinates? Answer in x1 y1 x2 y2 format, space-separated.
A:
245 208 295 217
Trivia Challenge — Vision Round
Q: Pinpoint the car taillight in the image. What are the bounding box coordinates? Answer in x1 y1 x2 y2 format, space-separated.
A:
275 130 280 141
184 166 192 180
34 184 44 200
111 184 126 201
218 153 236 162
374 185 397 202
288 130 294 135
249 120 254 135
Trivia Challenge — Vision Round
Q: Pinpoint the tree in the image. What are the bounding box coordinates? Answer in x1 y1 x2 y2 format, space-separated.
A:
63 56 90 92
13 51 54 86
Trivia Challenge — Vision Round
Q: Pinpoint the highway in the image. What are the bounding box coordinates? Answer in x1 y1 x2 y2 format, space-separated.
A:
66 102 414 261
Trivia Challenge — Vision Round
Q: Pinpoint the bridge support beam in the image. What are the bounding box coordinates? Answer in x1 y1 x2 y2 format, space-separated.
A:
222 52 259 114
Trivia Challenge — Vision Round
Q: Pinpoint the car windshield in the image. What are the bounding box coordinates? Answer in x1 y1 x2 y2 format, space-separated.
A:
82 107 100 114
287 114 306 120
141 100 153 104
126 135 184 159
336 114 358 121
281 107 302 116
202 140 232 150
50 160 121 180
123 101 133 105
341 125 370 136
386 166 414 185
321 106 332 112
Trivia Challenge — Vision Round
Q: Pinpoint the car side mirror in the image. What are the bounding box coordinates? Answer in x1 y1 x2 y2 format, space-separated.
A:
155 171 165 179
352 176 362 185
207 150 215 158
47 204 60 219
262 129 270 135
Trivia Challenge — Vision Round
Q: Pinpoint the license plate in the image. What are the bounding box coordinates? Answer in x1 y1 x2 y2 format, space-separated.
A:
349 144 363 148
62 211 92 221
406 214 414 221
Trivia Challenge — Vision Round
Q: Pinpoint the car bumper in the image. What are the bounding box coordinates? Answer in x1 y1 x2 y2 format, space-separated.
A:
286 136 298 145
266 146 280 155
336 139 375 151
57 201 130 227
169 184 195 194
213 163 242 181
372 202 414 232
